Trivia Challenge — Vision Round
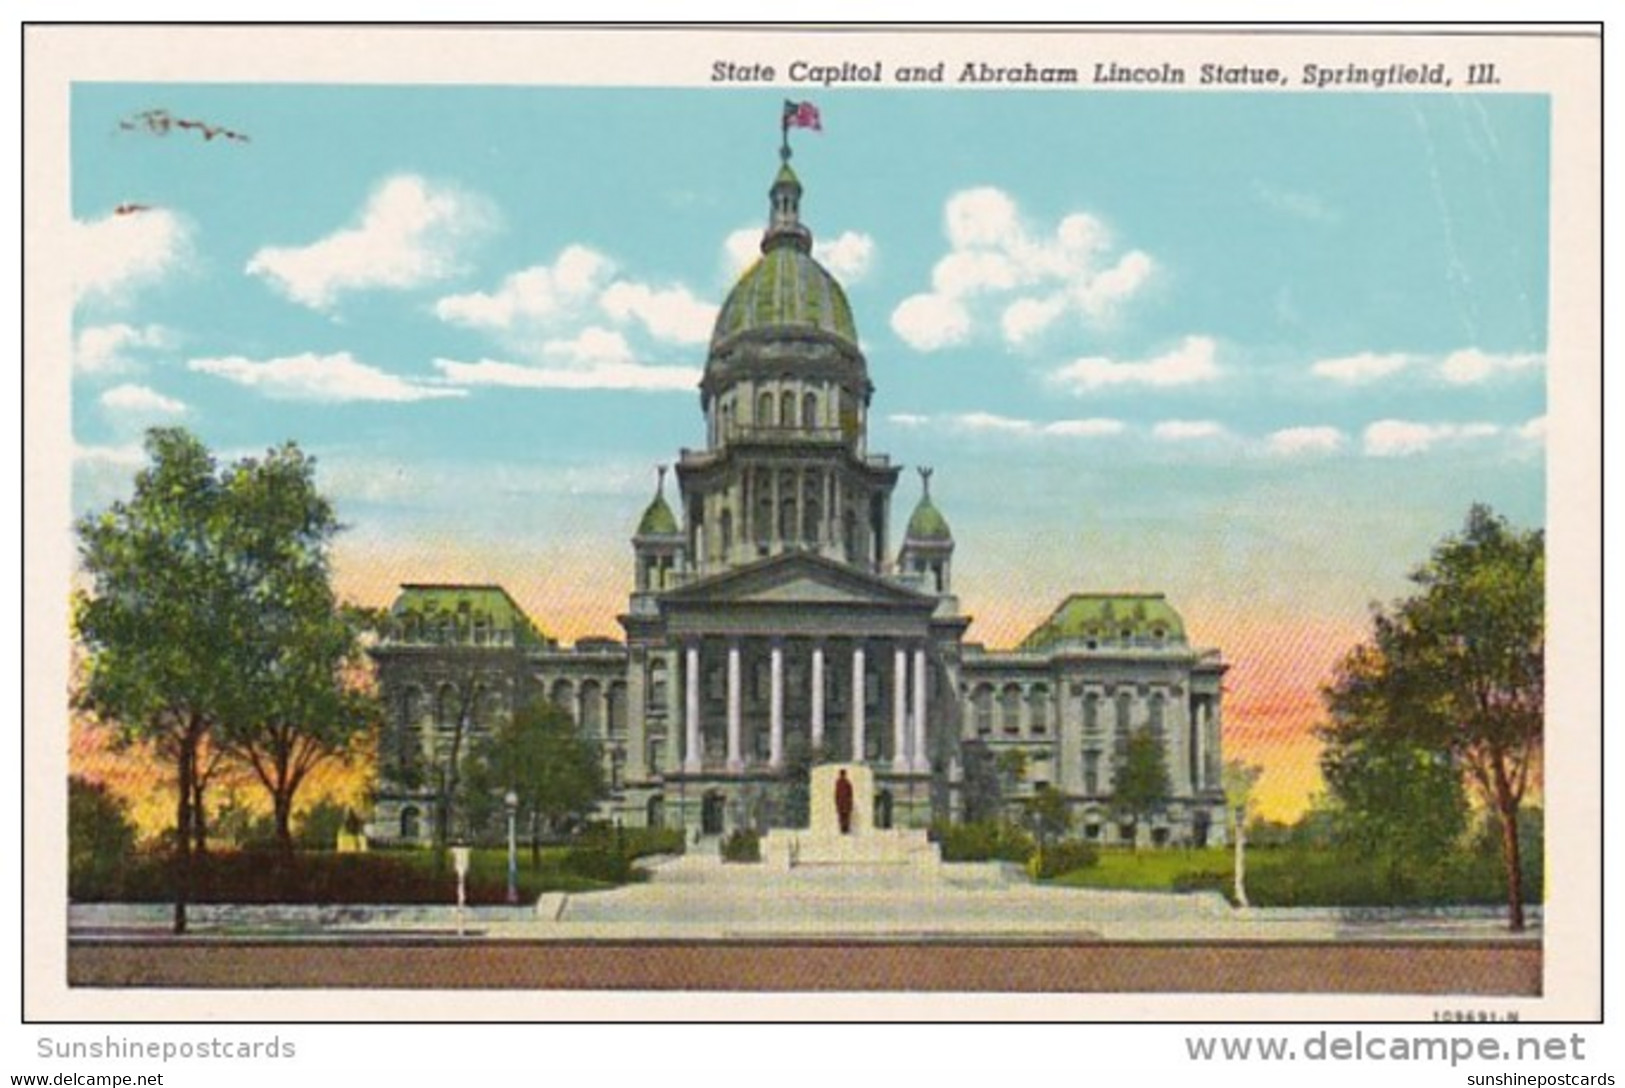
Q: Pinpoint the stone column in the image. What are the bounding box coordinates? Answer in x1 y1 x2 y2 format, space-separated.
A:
663 648 681 774
626 648 648 780
1193 701 1206 791
810 642 825 750
726 641 743 771
683 643 701 772
769 640 785 769
851 643 866 763
892 645 909 772
912 646 929 773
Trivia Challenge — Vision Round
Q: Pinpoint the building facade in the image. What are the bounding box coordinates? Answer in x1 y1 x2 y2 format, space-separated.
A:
369 153 1228 848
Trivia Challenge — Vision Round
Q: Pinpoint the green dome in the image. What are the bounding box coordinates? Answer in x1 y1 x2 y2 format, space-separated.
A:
711 245 858 349
637 492 680 536
906 495 952 542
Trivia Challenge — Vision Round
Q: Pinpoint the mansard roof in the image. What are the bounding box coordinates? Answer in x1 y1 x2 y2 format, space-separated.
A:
1019 592 1188 651
389 583 550 647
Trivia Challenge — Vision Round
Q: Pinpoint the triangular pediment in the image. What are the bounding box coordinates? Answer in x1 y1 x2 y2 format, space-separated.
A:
663 552 933 610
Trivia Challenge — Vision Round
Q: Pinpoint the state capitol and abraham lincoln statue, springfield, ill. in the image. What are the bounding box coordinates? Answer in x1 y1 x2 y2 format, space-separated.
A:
368 148 1229 849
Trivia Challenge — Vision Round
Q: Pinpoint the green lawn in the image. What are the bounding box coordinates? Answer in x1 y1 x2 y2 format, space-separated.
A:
1048 847 1232 892
1047 844 1538 909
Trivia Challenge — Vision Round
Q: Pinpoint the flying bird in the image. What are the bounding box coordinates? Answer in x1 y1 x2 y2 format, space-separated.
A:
118 108 249 144
112 202 152 216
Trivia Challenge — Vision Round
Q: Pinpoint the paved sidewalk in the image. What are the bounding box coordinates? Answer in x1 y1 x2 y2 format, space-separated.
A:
69 852 1539 944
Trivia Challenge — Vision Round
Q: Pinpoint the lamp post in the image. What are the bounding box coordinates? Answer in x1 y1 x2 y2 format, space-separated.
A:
505 790 519 905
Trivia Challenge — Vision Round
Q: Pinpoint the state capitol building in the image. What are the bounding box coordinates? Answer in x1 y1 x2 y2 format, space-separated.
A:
370 149 1229 848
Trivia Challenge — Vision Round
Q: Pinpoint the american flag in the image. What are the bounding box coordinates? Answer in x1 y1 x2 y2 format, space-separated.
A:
782 100 822 132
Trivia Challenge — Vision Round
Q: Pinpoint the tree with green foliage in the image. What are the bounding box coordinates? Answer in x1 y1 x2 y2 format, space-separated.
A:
68 776 138 899
1324 505 1543 930
74 429 240 933
461 701 606 864
211 443 378 863
1023 783 1072 851
1112 726 1171 850
1318 715 1470 898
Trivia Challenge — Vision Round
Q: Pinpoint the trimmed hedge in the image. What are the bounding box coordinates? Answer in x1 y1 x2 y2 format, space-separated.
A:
721 828 761 863
1031 841 1100 880
931 820 1036 864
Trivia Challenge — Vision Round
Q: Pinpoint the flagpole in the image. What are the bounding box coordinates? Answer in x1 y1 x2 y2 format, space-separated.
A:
780 109 791 162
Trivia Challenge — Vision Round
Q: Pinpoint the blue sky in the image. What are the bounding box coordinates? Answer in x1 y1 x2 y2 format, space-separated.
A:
70 85 1547 640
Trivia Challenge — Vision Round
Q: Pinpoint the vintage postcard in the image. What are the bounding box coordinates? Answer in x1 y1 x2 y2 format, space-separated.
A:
24 24 1600 1023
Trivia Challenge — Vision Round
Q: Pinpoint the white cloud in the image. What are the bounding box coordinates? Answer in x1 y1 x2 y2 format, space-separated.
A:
1152 420 1226 441
433 356 700 393
1041 418 1127 437
1000 296 1068 345
890 293 972 352
1439 348 1545 384
436 246 614 331
1363 419 1500 457
1051 336 1219 393
74 323 172 375
723 228 762 276
1254 183 1339 224
247 175 493 310
599 281 716 345
73 440 147 470
957 412 1037 435
814 231 876 282
539 327 636 367
189 351 463 403
892 412 1125 438
1266 426 1346 456
99 383 186 417
1517 415 1547 443
1311 352 1410 385
891 186 1154 351
722 226 876 284
71 209 191 308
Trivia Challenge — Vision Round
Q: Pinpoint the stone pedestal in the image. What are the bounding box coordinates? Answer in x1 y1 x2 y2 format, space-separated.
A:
761 762 940 870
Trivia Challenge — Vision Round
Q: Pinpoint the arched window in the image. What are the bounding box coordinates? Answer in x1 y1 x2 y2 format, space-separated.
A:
435 684 459 730
1001 684 1022 734
780 390 796 428
972 685 994 736
1149 692 1166 741
580 680 603 737
803 391 818 429
551 679 576 720
1029 685 1049 735
802 499 821 544
779 498 796 543
400 806 421 841
756 497 773 544
1115 690 1134 734
1083 691 1100 732
608 682 628 738
648 658 668 711
757 391 774 427
719 510 733 553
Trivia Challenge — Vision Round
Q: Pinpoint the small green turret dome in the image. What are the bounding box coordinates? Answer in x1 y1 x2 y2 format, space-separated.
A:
636 467 680 536
906 495 952 543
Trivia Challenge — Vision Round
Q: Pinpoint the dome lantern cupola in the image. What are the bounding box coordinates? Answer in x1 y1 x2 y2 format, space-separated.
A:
900 467 954 595
633 466 683 594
